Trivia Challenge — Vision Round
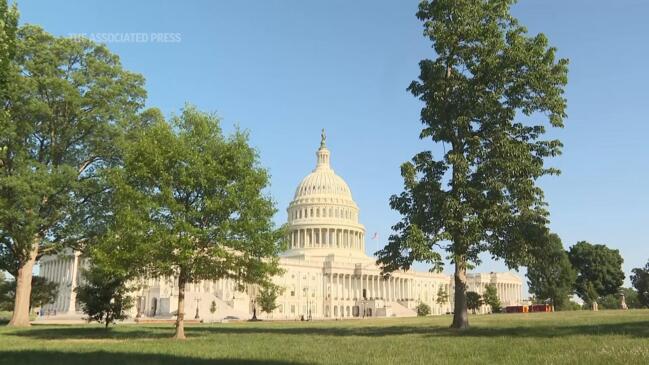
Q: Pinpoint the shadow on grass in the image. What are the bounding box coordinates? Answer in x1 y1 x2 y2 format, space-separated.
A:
0 350 309 365
9 325 172 340
8 318 649 340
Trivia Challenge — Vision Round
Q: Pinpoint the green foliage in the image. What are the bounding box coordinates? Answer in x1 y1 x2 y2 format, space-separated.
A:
435 286 448 305
416 302 431 317
0 24 146 268
568 241 624 306
0 0 18 101
563 301 583 311
466 291 483 314
0 22 145 324
0 275 58 310
209 300 217 314
75 266 134 328
375 0 568 328
598 294 622 310
527 233 575 310
256 285 284 315
90 106 284 336
482 284 501 313
630 261 649 308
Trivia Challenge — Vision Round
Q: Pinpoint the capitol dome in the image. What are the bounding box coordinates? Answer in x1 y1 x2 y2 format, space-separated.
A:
285 131 366 259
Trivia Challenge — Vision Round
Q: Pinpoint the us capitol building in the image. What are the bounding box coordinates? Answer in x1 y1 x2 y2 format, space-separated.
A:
40 133 522 320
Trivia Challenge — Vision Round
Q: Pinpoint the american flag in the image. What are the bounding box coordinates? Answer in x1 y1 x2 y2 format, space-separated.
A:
371 232 379 240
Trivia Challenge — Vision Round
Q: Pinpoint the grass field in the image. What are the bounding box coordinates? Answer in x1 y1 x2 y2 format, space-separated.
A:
1 310 648 364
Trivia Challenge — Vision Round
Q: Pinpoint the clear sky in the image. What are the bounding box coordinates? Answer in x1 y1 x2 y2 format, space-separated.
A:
18 0 649 291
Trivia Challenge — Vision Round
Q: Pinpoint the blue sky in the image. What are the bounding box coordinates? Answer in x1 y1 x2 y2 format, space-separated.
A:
18 0 649 291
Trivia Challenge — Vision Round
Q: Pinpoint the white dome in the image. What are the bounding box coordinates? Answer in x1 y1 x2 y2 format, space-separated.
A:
293 163 353 200
284 130 366 260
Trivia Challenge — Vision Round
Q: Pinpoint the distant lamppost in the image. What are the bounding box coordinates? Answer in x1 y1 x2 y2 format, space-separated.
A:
251 298 258 320
194 298 201 319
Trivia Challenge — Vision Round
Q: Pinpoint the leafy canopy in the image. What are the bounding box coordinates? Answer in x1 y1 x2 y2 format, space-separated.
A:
482 284 501 313
376 0 568 272
568 241 624 304
466 291 483 313
0 275 58 310
91 106 284 287
416 302 431 317
257 285 284 315
435 286 448 305
630 261 649 308
0 25 145 273
527 233 575 310
75 265 134 328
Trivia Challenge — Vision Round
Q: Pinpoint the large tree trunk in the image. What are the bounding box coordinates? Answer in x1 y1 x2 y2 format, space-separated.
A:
8 240 39 327
451 258 469 329
174 272 186 340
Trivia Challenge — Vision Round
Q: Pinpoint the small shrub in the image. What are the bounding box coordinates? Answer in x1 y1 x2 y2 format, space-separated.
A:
416 302 431 316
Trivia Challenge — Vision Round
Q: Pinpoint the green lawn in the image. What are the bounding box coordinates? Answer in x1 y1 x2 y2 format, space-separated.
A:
1 310 648 364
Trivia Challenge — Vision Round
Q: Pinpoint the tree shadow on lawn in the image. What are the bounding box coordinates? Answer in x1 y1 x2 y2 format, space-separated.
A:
186 320 649 339
0 350 309 365
7 324 173 340
9 319 649 340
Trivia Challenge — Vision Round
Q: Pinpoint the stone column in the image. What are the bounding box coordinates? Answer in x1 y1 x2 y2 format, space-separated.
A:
395 278 401 301
347 274 351 299
68 252 80 313
373 276 377 299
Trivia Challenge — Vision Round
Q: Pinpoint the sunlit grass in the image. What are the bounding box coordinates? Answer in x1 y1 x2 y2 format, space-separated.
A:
1 310 648 364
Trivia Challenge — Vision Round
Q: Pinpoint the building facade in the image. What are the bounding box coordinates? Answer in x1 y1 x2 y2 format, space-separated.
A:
40 133 522 320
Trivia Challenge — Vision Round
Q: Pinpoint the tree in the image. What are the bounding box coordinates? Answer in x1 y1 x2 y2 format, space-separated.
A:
564 301 582 311
598 293 624 310
416 302 431 316
75 265 134 328
209 300 217 315
527 233 575 310
90 107 284 339
376 0 568 329
436 286 448 305
568 241 624 310
482 284 501 313
630 261 649 308
257 285 283 317
466 291 483 314
0 24 146 326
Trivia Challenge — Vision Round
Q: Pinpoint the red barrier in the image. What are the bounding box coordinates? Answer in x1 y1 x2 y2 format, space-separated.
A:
505 304 552 313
